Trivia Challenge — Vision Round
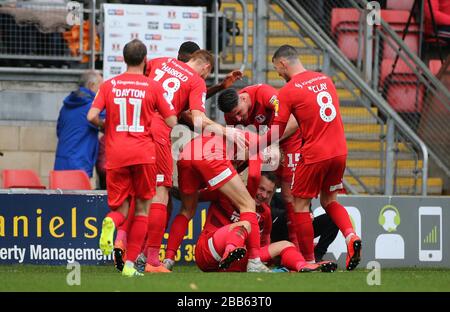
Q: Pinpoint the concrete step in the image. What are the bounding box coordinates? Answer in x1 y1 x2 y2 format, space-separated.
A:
344 176 443 195
347 159 423 169
347 140 410 152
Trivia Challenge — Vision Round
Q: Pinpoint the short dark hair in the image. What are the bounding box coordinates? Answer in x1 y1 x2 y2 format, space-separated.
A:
272 45 299 62
261 171 278 185
218 88 239 113
123 39 147 66
178 41 200 62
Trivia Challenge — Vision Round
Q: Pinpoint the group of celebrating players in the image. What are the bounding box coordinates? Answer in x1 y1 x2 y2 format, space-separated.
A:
87 38 362 277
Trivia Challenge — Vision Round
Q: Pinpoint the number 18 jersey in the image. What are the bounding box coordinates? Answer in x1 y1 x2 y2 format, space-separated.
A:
273 71 347 164
145 57 207 116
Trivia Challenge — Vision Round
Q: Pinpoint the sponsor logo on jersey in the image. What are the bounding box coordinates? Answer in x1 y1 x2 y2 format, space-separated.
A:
164 23 181 30
255 114 266 123
183 12 200 19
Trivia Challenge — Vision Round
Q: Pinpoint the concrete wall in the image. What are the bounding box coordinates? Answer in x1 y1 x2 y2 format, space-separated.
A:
0 121 57 187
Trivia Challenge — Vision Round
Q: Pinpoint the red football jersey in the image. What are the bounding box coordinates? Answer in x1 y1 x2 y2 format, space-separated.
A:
145 57 207 116
92 73 175 169
201 190 272 247
224 84 303 167
273 71 347 164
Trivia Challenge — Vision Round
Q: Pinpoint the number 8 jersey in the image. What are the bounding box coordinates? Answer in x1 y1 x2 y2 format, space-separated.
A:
273 71 347 164
92 73 176 169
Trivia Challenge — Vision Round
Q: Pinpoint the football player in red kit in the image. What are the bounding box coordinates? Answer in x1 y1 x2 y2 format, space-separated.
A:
195 171 337 273
142 49 247 273
217 84 302 248
166 131 271 272
87 39 178 277
260 45 361 270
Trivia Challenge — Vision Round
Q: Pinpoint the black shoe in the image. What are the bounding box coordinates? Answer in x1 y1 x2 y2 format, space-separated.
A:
219 247 247 270
317 260 337 273
113 248 125 272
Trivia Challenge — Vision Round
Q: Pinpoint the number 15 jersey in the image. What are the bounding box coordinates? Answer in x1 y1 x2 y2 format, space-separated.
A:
273 71 347 164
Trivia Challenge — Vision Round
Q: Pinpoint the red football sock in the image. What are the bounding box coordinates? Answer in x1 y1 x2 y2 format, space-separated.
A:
280 246 307 271
107 211 126 228
146 203 167 265
324 201 355 238
225 225 248 253
294 212 315 261
114 229 127 248
286 202 299 250
240 212 260 259
126 216 148 262
165 214 189 260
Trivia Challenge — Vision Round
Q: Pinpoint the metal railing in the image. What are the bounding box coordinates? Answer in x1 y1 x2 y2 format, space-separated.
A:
0 1 85 61
270 0 434 195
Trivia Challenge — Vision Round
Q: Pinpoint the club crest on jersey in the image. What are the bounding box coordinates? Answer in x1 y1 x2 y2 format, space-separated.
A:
269 95 280 117
255 114 266 123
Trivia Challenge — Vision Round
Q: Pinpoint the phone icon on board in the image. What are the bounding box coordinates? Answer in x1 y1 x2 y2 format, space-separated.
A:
419 206 442 262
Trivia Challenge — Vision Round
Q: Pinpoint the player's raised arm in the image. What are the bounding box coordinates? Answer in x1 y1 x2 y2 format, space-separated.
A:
206 69 243 99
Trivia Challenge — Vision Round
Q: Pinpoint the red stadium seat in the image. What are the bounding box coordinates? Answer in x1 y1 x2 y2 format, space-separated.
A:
49 170 92 190
2 169 46 189
380 10 419 59
380 59 424 113
429 60 443 76
386 0 414 11
331 8 362 61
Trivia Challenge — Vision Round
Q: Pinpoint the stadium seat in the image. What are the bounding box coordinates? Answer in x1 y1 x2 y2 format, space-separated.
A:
2 169 46 189
386 0 414 11
380 10 419 59
49 170 92 190
380 59 424 113
429 60 443 76
331 8 362 61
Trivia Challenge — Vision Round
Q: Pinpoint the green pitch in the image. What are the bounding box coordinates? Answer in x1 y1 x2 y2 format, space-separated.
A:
1 265 450 292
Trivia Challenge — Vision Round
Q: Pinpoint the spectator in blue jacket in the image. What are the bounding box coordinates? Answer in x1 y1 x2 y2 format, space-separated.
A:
54 70 104 177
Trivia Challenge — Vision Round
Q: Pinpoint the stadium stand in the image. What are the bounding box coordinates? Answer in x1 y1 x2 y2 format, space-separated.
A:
380 58 424 113
49 170 91 190
2 169 46 189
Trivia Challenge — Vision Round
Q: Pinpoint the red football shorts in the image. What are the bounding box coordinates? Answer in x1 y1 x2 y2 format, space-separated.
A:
277 148 302 183
177 136 237 194
152 116 173 187
291 155 346 198
106 163 157 209
195 225 271 272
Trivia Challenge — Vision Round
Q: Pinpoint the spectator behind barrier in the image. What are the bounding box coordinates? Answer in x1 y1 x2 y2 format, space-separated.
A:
54 70 104 178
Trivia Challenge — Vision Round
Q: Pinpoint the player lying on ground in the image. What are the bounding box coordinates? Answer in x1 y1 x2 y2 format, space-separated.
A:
194 170 337 272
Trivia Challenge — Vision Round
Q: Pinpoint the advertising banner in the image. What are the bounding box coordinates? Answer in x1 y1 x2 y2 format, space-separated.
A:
103 4 204 80
0 193 448 268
